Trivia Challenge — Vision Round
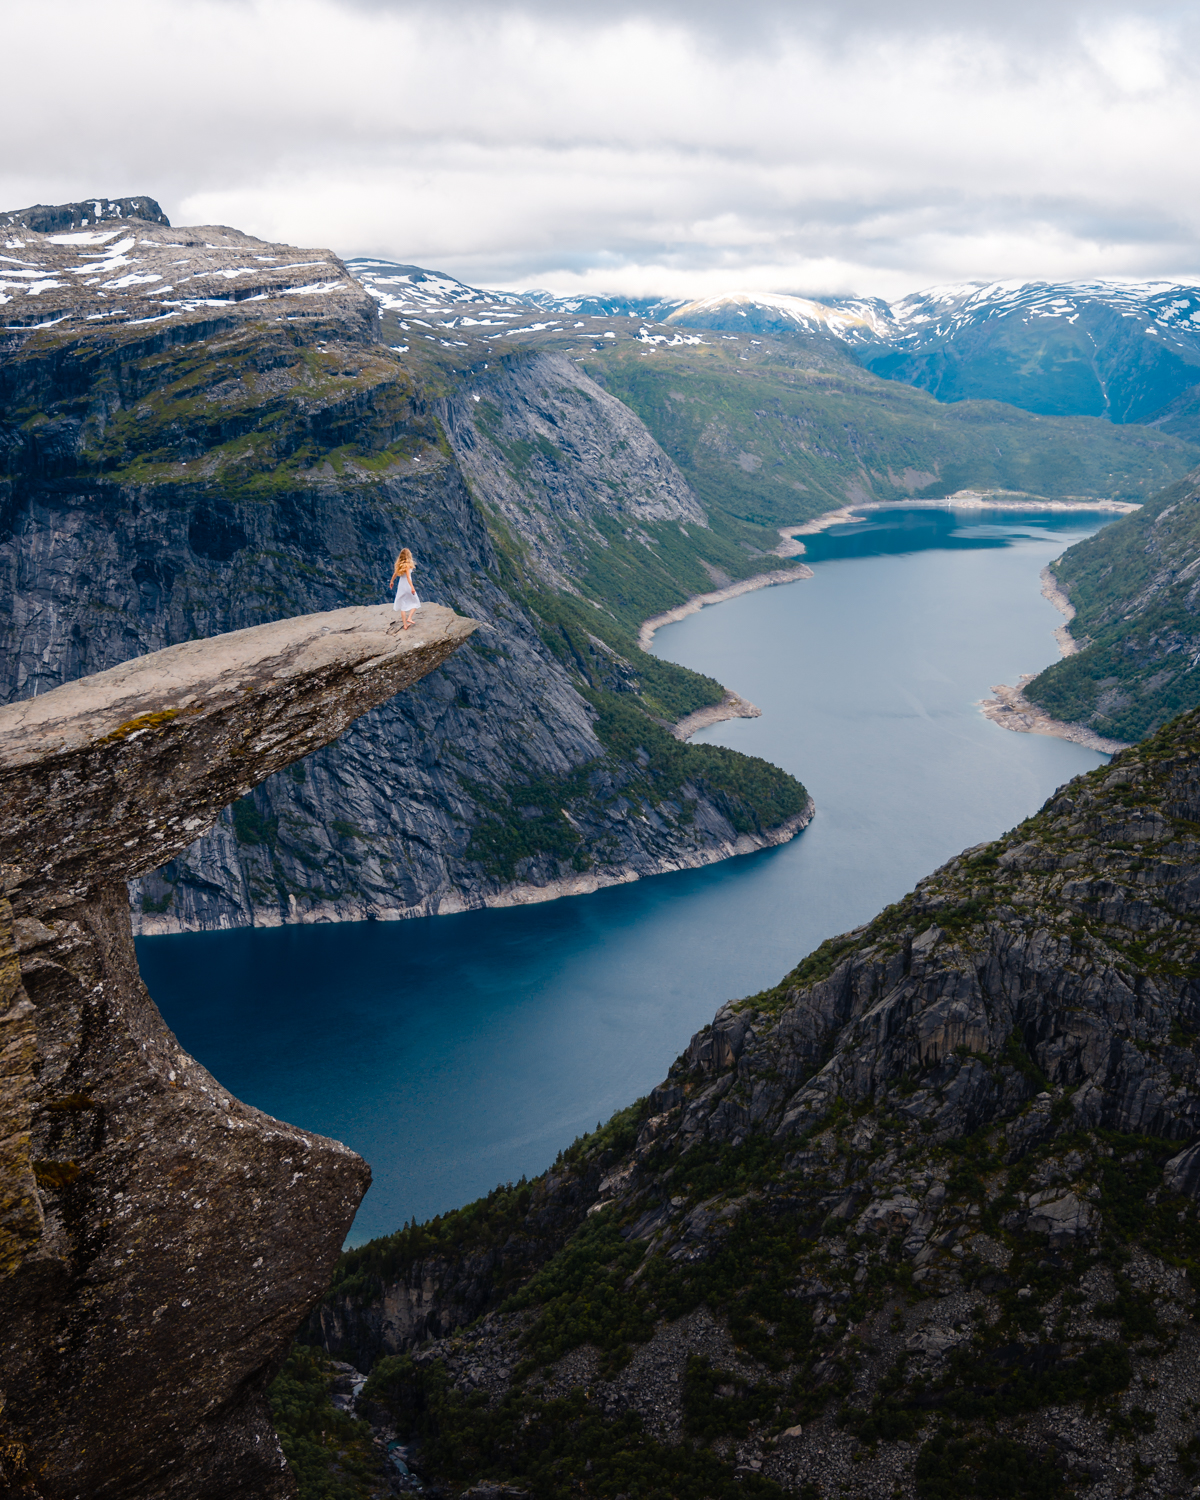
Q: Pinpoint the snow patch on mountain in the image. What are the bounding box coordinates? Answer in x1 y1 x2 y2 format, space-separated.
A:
664 288 897 340
886 279 1200 354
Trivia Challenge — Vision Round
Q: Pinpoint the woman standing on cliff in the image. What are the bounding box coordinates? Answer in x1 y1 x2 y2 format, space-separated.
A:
390 547 421 629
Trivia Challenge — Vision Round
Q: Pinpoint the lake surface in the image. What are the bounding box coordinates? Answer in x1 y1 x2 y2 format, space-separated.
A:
138 506 1113 1244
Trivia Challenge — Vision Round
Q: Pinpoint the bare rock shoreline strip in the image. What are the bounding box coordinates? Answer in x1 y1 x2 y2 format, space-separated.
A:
777 490 1139 551
980 676 1130 756
481 800 815 911
1039 563 1082 659
980 564 1131 754
158 799 818 931
638 563 814 651
670 690 762 742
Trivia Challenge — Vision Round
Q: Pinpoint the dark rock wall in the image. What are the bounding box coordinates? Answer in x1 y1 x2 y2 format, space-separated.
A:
654 722 1200 1156
0 197 170 233
317 709 1200 1363
1 311 802 933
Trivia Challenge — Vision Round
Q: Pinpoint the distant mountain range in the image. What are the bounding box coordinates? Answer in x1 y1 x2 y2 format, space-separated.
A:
349 260 1200 436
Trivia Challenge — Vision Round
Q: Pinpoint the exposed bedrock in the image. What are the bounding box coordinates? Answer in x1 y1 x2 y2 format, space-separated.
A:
315 711 1200 1379
1 321 808 935
641 713 1200 1166
0 604 475 1499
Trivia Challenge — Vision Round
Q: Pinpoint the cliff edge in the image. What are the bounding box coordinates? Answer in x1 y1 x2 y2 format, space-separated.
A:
0 603 475 1498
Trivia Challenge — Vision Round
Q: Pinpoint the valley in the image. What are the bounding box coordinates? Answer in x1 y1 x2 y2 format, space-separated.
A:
141 506 1111 1243
8 195 1200 1500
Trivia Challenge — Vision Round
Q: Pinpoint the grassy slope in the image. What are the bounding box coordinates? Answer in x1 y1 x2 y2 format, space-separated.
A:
462 484 811 878
584 335 1200 527
1026 468 1200 741
8 313 440 497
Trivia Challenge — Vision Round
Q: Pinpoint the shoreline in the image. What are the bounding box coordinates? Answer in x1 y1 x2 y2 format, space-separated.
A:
776 492 1141 554
979 563 1131 755
638 563 814 651
134 801 816 934
980 676 1130 755
670 690 761 742
142 497 1124 936
1039 564 1081 659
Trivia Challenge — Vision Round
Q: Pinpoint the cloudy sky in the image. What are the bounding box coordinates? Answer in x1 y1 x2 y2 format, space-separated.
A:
4 0 1198 300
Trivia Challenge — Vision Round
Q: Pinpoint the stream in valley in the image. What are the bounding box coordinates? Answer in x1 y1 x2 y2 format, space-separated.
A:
138 505 1116 1244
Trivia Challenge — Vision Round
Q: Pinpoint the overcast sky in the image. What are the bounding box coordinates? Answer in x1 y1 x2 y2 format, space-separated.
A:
4 0 1198 300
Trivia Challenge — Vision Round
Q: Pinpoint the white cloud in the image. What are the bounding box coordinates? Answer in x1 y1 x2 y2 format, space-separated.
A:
1082 17 1172 95
1 0 1197 299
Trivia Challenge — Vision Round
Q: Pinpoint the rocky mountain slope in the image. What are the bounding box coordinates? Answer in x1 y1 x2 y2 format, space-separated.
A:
0 602 474 1499
8 205 1200 937
312 703 1200 1500
587 336 1192 531
368 265 1200 431
1024 466 1200 744
357 259 1200 526
0 203 813 934
862 281 1200 427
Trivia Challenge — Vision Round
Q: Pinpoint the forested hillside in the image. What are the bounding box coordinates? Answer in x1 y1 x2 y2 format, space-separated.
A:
1026 467 1200 742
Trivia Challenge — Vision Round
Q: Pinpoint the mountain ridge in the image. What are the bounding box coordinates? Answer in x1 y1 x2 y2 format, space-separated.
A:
313 701 1200 1499
364 261 1200 430
0 207 814 937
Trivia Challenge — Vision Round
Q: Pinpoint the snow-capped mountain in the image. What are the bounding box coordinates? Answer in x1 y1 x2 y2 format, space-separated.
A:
347 259 531 316
345 259 1200 431
886 279 1200 351
663 288 897 341
857 279 1200 426
347 260 686 325
520 290 687 321
660 279 1200 427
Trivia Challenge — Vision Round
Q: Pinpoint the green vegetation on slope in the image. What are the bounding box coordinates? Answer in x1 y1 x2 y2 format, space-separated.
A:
461 449 811 871
360 1364 786 1500
1026 468 1200 740
587 337 1200 526
329 1101 647 1305
8 316 438 497
858 304 1200 426
334 1101 1200 1496
298 688 1200 1500
268 1347 383 1500
463 684 810 881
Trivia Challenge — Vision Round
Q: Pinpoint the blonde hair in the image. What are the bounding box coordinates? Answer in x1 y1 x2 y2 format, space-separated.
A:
394 547 414 573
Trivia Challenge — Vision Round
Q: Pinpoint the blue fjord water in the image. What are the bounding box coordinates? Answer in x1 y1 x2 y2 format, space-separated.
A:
137 507 1114 1244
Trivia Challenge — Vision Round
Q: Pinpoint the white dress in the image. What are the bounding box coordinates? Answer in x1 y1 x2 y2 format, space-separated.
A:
393 572 421 612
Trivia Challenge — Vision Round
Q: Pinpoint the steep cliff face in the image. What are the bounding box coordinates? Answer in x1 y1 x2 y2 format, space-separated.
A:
317 707 1200 1500
646 709 1200 1150
0 207 810 936
0 603 474 1498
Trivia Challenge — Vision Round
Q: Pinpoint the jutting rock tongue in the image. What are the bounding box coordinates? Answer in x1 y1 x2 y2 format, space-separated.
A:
0 603 476 1499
